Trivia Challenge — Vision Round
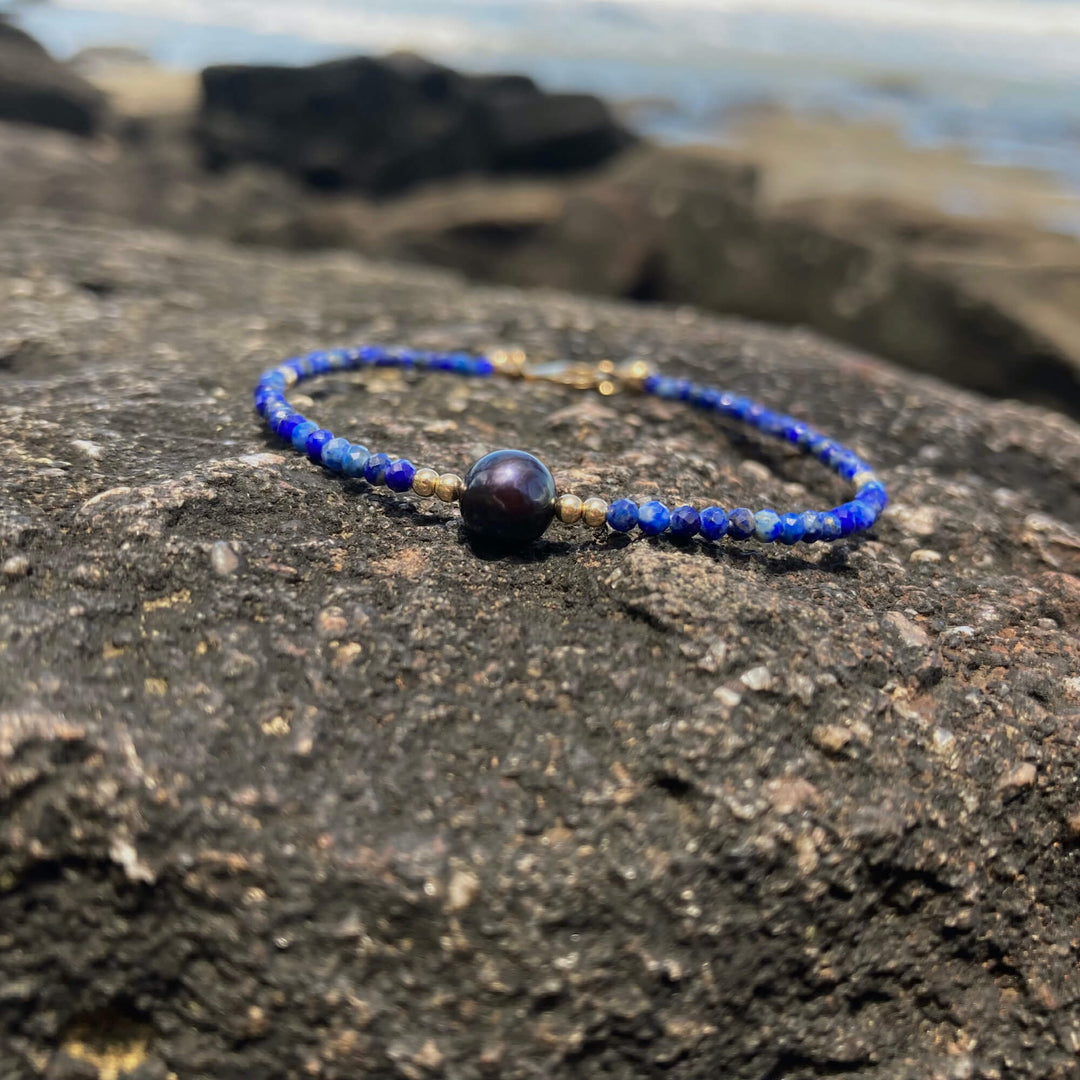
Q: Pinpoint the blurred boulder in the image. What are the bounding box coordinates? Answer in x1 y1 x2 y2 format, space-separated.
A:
0 19 108 136
196 52 635 195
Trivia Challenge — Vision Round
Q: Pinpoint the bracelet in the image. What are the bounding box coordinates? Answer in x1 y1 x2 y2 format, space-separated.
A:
253 345 887 551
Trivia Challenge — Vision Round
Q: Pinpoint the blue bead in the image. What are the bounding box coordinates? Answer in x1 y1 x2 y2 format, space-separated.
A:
305 428 334 462
642 374 662 394
849 499 876 532
364 452 393 486
778 512 806 545
320 436 350 472
699 506 729 541
858 481 888 514
637 501 671 536
277 414 304 442
291 421 318 451
669 505 700 538
819 512 842 542
727 507 755 540
258 371 287 392
799 511 822 542
835 503 858 537
342 444 370 478
385 458 417 493
473 356 495 376
754 509 782 543
268 406 293 433
606 499 639 533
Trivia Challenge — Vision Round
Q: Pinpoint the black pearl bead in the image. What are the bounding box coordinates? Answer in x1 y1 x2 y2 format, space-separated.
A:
460 449 557 549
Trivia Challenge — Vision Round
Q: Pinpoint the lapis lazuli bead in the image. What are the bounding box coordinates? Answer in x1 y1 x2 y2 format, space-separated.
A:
637 501 671 536
305 428 334 462
819 513 842 542
277 415 303 443
268 406 293 433
459 449 556 549
754 509 782 543
727 507 755 540
849 499 876 532
669 505 700 539
858 481 888 514
320 436 350 472
364 452 393 486
385 458 417 493
291 421 318 451
800 511 822 543
607 499 639 533
699 506 729 541
778 512 806 545
835 503 858 537
342 444 370 478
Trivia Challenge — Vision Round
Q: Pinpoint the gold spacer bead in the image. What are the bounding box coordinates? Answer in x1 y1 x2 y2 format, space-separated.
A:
490 348 527 378
616 358 654 391
555 493 583 525
435 473 465 502
412 467 439 498
581 497 609 528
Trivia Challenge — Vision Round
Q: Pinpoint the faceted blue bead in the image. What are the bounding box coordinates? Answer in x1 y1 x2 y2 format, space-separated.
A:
268 406 293 433
309 352 332 375
754 509 782 543
385 458 417 493
342 444 370 478
835 452 862 480
835 503 858 537
320 436 351 472
699 506 729 541
606 499 639 533
637 501 671 536
669 505 701 538
305 428 334 462
799 511 822 542
364 452 393 486
858 481 888 514
473 356 495 376
291 421 318 451
727 507 755 540
277 414 304 442
642 374 662 394
850 499 876 532
258 371 287 392
778 512 806 545
819 512 842 542
783 420 810 444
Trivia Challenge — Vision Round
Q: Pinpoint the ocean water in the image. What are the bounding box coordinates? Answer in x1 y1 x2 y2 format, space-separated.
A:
8 0 1080 208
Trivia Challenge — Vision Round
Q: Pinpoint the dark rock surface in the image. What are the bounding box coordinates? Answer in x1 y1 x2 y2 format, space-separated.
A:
3 216 1080 1080
197 53 634 195
0 19 108 137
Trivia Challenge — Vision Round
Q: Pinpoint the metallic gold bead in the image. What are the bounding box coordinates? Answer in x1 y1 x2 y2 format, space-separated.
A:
435 473 465 502
581 497 608 528
616 358 654 391
490 348 527 378
412 467 439 498
555 493 583 524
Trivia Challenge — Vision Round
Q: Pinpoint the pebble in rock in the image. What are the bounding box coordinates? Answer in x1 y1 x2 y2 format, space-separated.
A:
2 555 31 579
210 541 240 576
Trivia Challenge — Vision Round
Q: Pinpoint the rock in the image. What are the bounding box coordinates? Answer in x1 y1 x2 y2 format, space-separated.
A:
196 52 635 195
2 215 1080 1077
0 20 108 136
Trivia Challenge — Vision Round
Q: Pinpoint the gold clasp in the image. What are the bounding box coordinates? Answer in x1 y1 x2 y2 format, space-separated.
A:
519 358 653 396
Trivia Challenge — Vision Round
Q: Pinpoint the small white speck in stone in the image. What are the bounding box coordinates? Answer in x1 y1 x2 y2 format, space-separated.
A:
2 554 31 579
70 439 105 460
740 666 774 692
210 541 240 576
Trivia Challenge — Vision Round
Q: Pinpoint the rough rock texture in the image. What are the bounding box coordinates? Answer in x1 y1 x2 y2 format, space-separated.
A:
197 53 635 195
2 216 1080 1080
0 20 108 137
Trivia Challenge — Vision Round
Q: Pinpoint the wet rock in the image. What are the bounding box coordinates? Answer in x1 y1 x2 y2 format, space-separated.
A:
1 216 1080 1078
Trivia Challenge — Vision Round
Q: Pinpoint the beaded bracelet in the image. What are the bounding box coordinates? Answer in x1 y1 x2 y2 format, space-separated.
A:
253 345 887 551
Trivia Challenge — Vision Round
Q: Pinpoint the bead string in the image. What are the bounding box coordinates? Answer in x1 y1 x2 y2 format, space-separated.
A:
254 345 887 546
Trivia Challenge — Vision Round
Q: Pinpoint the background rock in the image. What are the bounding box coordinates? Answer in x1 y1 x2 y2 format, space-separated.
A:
197 52 635 195
1 216 1080 1079
0 18 108 136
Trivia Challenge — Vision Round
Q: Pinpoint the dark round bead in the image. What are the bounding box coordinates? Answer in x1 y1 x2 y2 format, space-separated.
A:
460 450 556 549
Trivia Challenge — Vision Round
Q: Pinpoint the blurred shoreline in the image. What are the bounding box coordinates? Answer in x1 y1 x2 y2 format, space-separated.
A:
11 0 1080 238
